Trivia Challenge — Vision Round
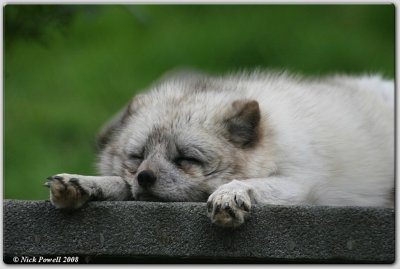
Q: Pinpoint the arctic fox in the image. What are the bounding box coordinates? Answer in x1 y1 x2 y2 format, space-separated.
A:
46 70 394 228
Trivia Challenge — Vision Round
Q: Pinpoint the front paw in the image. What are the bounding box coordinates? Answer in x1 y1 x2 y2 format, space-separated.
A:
45 174 91 210
207 184 251 228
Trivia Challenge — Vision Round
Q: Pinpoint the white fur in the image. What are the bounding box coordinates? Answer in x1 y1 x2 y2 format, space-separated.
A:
208 72 394 209
47 71 394 228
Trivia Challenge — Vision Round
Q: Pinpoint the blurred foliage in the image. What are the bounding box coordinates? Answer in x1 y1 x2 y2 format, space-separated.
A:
4 5 394 199
5 5 77 45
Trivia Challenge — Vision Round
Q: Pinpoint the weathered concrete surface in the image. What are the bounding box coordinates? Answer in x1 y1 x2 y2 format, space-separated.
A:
3 199 394 263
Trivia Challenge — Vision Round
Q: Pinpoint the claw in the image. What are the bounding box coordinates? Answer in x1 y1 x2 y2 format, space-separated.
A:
235 195 244 207
222 202 230 209
235 195 250 212
53 176 63 181
68 178 86 194
47 175 63 181
69 178 79 183
222 202 236 218
226 206 236 218
49 176 67 192
214 203 221 213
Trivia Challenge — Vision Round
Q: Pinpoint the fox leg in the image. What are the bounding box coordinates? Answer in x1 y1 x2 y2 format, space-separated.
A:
207 177 309 228
45 173 132 210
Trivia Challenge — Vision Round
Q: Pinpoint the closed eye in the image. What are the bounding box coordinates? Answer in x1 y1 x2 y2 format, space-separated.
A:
122 163 137 174
174 157 202 167
128 153 143 160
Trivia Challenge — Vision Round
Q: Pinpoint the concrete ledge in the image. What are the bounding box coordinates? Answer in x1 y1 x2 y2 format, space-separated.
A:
3 199 395 263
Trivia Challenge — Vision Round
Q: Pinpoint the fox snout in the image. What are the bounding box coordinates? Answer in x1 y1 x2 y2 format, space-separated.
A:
137 170 157 188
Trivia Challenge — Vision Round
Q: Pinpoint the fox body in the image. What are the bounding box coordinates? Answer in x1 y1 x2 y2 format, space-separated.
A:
47 71 394 227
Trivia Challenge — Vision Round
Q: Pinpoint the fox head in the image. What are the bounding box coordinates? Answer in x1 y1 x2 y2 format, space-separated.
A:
96 75 271 201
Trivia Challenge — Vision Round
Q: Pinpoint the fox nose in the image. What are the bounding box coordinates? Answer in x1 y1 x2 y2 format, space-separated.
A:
137 170 157 188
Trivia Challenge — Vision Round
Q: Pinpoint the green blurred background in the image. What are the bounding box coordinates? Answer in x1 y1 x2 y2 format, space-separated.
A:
4 5 394 199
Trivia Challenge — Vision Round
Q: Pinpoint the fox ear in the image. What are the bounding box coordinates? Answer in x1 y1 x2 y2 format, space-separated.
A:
96 95 143 151
224 99 261 148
